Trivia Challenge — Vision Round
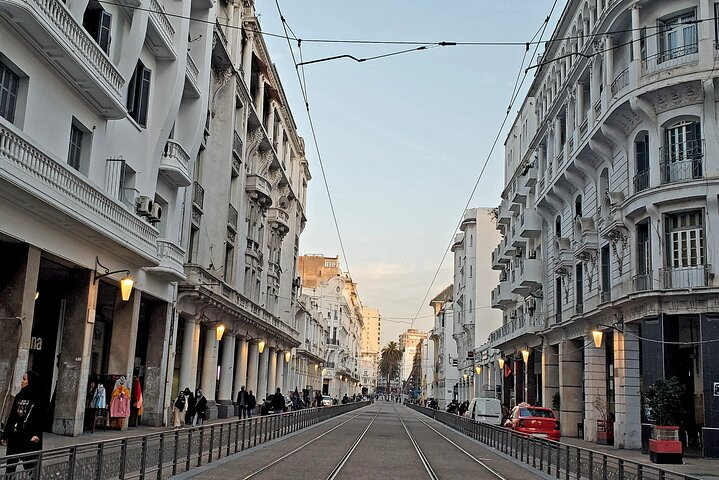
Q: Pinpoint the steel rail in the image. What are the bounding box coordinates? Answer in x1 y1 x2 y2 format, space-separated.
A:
325 406 383 480
395 404 440 480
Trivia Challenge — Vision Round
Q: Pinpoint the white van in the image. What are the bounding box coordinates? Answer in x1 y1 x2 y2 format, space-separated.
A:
466 397 503 425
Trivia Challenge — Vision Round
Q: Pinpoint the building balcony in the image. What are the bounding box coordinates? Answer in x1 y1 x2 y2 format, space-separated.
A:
159 140 192 187
192 181 204 211
146 0 176 60
1 0 125 117
511 186 528 207
633 271 653 292
554 237 574 270
659 139 704 185
643 44 698 76
267 207 290 235
520 165 537 189
500 234 516 259
519 258 542 288
633 169 650 193
497 201 512 226
611 67 629 97
146 239 186 281
510 264 529 295
184 51 200 98
491 245 509 270
227 204 238 232
660 265 710 290
0 119 159 263
519 210 541 238
573 217 598 257
491 280 512 309
511 223 526 249
245 174 272 207
486 314 544 350
233 131 243 161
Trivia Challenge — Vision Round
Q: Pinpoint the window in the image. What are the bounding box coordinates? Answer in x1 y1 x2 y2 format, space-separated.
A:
601 245 611 301
634 133 650 192
68 124 83 171
658 11 698 62
575 263 583 313
127 61 151 127
555 216 562 237
188 226 199 263
0 60 19 122
575 195 582 217
662 120 702 183
635 221 651 291
664 211 705 288
83 0 111 54
224 243 234 281
555 277 562 322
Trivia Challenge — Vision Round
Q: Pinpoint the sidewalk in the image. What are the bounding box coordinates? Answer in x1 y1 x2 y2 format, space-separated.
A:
0 417 232 455
560 437 719 480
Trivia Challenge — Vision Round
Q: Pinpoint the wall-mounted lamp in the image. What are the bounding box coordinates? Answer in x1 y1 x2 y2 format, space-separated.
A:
314 363 319 371
34 291 39 301
498 357 505 369
521 349 530 364
322 368 327 375
463 373 468 380
94 257 133 301
340 375 343 381
285 351 291 363
592 329 604 348
216 324 226 342
592 316 624 348
258 340 266 353
475 366 482 375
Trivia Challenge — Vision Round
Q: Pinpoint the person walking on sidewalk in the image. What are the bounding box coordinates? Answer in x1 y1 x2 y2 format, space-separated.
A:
0 371 44 474
183 388 195 426
246 390 256 418
237 385 248 419
194 389 207 425
271 388 286 413
172 390 186 428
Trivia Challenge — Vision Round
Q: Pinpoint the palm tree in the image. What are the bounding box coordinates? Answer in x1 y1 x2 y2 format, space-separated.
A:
379 341 402 396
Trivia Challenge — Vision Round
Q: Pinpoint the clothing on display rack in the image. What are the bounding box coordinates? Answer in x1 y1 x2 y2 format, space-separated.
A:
132 376 143 417
91 384 106 409
110 376 131 419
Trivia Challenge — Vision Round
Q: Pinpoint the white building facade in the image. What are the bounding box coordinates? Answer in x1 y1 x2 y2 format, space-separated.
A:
452 208 502 403
479 0 719 457
428 287 458 409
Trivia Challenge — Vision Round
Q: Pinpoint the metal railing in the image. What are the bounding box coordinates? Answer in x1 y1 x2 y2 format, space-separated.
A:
407 405 702 480
643 43 698 75
660 265 710 289
193 181 204 210
633 271 653 292
611 67 629 97
227 204 238 231
659 138 704 184
0 403 368 479
633 169 650 193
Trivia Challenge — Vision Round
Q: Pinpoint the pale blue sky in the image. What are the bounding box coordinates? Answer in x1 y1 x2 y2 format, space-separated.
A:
259 1 559 345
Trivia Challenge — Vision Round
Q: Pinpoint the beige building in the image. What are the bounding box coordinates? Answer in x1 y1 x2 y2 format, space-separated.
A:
360 306 381 394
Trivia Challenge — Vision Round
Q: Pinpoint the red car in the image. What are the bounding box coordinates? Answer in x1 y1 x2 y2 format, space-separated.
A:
504 405 560 440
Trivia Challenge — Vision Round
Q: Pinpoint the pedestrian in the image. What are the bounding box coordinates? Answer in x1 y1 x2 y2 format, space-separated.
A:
315 391 323 407
172 390 186 428
341 394 349 404
246 390 256 418
194 389 207 425
459 400 469 417
237 385 248 419
271 387 286 413
292 388 300 410
0 371 43 474
184 387 195 426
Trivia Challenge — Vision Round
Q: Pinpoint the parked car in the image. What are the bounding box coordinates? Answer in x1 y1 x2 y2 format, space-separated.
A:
465 397 503 425
504 404 560 440
320 395 333 407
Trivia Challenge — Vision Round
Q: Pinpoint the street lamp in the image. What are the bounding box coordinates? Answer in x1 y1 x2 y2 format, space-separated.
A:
93 257 134 301
216 324 225 341
285 351 291 363
498 357 505 369
258 340 266 353
521 348 530 364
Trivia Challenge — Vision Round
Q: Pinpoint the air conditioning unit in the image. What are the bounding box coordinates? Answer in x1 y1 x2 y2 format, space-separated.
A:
136 196 152 216
148 202 162 224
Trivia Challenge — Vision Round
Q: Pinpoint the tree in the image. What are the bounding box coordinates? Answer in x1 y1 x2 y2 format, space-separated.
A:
646 377 686 426
379 341 402 395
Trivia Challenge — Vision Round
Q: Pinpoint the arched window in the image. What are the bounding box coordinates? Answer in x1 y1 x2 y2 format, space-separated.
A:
634 132 649 192
555 216 562 237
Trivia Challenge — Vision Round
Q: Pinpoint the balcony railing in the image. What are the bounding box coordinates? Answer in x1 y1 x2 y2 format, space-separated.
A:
660 265 710 289
633 169 650 193
567 138 574 154
233 131 243 159
593 99 602 118
660 139 704 184
643 43 698 75
193 181 204 210
579 119 588 138
556 151 564 166
600 289 611 303
633 271 653 292
611 67 629 97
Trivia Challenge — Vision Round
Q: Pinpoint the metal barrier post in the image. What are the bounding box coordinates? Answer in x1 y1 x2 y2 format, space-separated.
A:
140 436 148 480
185 429 192 472
97 442 106 480
157 432 165 480
208 425 214 463
68 446 77 479
197 427 204 467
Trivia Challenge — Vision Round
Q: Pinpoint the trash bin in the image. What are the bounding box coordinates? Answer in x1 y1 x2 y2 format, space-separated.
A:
577 422 584 439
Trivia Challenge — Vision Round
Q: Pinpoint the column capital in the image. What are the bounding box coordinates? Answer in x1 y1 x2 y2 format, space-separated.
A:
630 1 640 11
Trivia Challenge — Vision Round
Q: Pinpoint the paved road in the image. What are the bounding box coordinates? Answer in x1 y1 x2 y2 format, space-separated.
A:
182 402 542 479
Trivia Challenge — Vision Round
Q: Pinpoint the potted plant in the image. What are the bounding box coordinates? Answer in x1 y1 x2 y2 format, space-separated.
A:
593 397 614 445
645 377 685 464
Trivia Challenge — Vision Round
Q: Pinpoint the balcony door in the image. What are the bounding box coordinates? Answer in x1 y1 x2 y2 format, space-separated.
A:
666 211 705 288
659 11 698 61
664 120 702 182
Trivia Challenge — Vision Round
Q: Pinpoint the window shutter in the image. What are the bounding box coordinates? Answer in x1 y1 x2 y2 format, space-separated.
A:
98 11 112 53
126 64 138 112
138 67 151 126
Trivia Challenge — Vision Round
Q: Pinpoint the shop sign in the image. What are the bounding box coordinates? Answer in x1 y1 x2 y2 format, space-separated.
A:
714 383 719 397
30 336 43 351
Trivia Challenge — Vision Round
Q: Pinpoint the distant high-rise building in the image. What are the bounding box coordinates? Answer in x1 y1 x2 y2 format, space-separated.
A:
360 307 381 394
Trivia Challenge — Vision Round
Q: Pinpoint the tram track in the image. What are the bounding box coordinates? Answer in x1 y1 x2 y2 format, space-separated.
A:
395 404 507 480
241 404 382 480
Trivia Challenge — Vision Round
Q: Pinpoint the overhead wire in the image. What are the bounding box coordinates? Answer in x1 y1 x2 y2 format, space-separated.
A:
408 0 559 331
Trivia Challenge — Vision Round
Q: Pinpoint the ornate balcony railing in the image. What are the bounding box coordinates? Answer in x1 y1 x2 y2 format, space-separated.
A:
633 271 653 292
579 119 588 138
0 122 157 259
233 131 243 159
660 139 704 184
660 265 710 289
149 0 175 47
593 99 602 118
193 181 204 210
643 43 698 75
611 67 629 97
633 169 650 193
228 204 238 231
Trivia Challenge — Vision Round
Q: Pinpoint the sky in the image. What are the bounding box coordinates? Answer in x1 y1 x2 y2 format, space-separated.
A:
258 1 560 346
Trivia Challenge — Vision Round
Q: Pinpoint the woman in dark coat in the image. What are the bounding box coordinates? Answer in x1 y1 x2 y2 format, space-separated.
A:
0 371 44 473
183 388 195 426
194 389 207 425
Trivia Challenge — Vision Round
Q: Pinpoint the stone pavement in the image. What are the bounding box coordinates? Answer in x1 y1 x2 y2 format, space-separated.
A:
560 437 719 480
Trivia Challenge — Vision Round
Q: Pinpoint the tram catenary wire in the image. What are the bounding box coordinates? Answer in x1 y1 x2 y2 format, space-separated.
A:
395 404 507 480
241 405 382 480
